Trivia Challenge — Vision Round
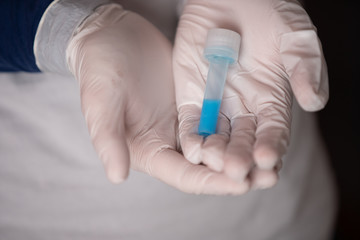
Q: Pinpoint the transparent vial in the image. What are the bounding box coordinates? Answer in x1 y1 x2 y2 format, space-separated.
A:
198 28 241 137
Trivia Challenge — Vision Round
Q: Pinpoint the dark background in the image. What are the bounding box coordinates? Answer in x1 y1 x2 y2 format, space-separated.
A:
304 0 359 239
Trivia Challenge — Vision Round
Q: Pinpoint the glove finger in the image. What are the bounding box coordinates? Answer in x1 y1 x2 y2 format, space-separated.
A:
223 114 256 182
178 105 204 164
250 167 279 190
150 148 250 195
81 91 130 183
201 114 230 172
280 30 329 112
253 105 291 170
277 0 329 112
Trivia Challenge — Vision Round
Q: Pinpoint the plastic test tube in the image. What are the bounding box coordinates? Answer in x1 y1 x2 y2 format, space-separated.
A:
198 28 241 137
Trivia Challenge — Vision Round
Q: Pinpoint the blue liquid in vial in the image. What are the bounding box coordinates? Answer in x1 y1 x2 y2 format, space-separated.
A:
198 99 221 137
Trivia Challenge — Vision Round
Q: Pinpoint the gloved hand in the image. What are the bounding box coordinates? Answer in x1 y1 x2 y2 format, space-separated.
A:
174 0 328 189
65 4 248 194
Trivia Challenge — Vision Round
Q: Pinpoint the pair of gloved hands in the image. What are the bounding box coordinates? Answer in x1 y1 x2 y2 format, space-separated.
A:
49 0 329 195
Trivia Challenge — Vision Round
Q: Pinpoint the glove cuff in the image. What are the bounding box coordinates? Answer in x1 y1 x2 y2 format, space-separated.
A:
34 0 112 75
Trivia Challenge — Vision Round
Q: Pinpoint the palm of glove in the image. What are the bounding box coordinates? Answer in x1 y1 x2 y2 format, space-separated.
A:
66 4 249 195
174 0 328 188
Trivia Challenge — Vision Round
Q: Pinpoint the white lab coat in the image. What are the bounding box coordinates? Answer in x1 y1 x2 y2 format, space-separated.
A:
0 1 336 239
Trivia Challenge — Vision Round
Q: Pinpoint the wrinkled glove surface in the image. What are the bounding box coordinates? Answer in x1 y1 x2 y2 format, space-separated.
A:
67 4 248 194
174 0 329 189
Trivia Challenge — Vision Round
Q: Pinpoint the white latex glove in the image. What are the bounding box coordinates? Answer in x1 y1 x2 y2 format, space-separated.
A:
65 4 248 195
174 0 329 189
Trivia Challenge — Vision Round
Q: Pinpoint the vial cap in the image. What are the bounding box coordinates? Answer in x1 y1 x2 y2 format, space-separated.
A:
204 28 241 63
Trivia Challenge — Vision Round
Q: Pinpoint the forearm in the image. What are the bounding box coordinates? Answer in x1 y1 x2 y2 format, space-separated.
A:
0 0 53 72
0 0 110 73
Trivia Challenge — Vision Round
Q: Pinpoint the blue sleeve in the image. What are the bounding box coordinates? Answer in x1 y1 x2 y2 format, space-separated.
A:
0 0 54 72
